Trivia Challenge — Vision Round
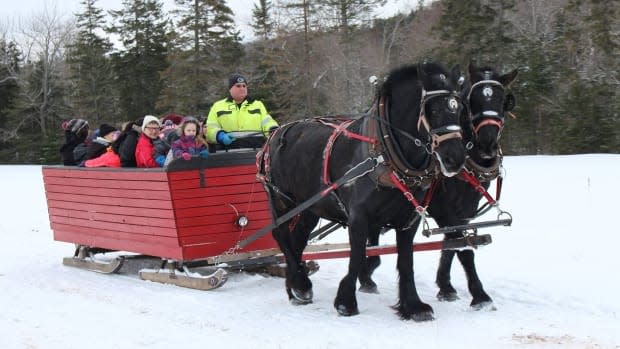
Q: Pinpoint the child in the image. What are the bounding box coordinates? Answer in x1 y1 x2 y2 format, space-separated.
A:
170 117 209 161
81 123 118 164
59 118 89 166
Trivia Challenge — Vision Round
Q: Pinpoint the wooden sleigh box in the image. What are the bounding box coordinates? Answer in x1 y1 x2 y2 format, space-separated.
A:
42 150 277 262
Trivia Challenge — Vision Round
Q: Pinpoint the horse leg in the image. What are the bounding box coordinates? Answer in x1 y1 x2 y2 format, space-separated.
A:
394 226 434 321
456 249 494 310
435 232 460 301
358 226 382 294
334 214 368 316
287 211 319 303
271 211 315 305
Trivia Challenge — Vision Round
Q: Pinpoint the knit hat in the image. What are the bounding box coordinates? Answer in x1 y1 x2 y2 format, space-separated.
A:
141 115 161 131
65 118 89 133
228 74 247 89
98 123 117 138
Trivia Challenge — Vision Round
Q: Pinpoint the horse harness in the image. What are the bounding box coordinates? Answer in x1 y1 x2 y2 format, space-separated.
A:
257 88 463 221
456 78 510 216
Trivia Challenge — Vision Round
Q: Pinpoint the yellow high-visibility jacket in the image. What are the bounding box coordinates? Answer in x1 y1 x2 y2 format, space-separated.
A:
205 97 278 143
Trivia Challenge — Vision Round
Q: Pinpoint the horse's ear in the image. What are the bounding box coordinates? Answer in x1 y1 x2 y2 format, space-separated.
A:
504 93 516 111
499 69 518 87
417 62 428 81
450 64 464 88
468 61 477 78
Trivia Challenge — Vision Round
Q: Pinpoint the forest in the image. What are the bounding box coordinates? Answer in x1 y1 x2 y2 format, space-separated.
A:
0 0 618 163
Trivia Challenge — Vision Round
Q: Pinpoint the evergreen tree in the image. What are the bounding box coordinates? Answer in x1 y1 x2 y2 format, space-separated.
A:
66 0 116 125
109 0 170 119
250 0 275 41
432 0 515 66
159 0 242 114
0 38 21 148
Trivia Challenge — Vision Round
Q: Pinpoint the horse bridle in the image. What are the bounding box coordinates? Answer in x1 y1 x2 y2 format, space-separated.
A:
417 89 464 152
466 79 506 136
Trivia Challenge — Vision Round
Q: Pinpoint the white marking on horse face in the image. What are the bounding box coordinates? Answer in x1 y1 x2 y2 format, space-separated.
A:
448 97 458 111
483 110 499 116
483 86 493 97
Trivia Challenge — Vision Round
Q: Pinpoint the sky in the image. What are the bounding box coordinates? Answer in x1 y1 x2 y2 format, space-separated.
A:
1 154 619 348
0 0 419 42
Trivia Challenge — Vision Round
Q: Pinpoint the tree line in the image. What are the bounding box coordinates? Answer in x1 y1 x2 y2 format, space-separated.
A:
0 0 618 164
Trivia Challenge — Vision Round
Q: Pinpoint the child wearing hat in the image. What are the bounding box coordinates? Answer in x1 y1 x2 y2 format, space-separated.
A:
169 117 209 162
80 123 118 164
59 118 89 166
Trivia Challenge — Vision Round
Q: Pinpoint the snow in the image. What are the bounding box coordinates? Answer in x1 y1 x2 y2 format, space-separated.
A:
1 154 619 349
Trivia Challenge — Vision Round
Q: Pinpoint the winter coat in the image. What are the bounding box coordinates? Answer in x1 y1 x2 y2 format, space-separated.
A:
59 130 87 166
205 97 278 143
112 125 140 167
84 149 121 168
135 133 160 168
84 137 111 162
171 135 207 158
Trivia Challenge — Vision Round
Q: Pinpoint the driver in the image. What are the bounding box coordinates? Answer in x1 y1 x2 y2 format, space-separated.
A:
205 73 278 148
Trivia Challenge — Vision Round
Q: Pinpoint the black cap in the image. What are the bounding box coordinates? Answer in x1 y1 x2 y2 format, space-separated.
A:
228 74 247 89
98 123 117 138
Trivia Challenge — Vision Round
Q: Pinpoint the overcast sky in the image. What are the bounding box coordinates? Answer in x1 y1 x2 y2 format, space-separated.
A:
0 0 418 42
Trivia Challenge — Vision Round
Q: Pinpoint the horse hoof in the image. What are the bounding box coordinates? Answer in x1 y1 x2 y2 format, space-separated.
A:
437 290 459 302
471 300 496 311
359 284 379 294
410 311 435 322
336 304 359 316
290 288 313 304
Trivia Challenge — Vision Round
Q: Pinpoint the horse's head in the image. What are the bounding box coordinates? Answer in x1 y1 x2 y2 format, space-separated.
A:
416 62 466 177
464 63 518 161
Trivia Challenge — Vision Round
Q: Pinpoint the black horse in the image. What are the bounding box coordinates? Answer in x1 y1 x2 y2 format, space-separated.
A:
258 62 466 321
359 62 518 310
431 63 517 308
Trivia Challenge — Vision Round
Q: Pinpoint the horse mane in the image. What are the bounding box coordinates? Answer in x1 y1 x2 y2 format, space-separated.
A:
470 65 500 81
379 64 418 97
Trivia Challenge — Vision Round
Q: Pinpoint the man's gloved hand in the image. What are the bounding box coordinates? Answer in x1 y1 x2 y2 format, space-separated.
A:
199 150 209 159
216 131 234 145
181 152 191 160
155 155 166 167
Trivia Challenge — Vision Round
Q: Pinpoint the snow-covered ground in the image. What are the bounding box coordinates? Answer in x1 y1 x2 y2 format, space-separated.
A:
1 154 618 349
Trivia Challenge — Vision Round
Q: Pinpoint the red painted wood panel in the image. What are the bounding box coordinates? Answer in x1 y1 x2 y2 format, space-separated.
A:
177 210 272 228
48 207 177 228
47 200 174 219
43 167 168 181
44 176 170 191
54 229 183 260
174 201 270 219
44 183 171 200
178 218 272 237
50 215 178 237
45 192 173 210
180 234 276 260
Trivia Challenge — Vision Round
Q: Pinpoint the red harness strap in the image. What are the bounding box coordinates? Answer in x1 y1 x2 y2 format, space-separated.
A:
319 118 378 185
458 170 497 205
473 118 504 134
388 171 437 214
